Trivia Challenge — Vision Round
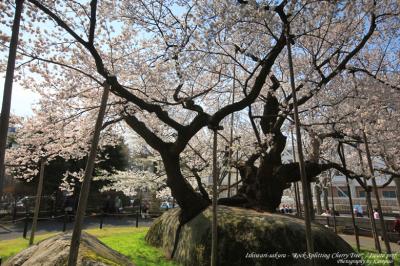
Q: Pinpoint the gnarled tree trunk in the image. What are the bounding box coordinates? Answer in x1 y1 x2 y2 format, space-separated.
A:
218 97 347 212
161 151 210 223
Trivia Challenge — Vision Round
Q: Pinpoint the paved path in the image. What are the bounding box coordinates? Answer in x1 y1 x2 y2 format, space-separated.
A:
0 216 153 240
339 234 400 253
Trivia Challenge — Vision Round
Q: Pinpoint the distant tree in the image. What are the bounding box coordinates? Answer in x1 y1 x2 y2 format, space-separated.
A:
6 107 128 198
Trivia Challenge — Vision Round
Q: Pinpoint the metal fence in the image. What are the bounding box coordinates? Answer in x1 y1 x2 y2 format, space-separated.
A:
0 207 163 239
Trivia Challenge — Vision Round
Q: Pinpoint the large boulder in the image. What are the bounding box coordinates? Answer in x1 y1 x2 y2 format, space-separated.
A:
146 206 362 266
5 232 134 266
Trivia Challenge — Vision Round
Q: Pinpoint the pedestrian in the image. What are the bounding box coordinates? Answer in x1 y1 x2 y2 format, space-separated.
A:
63 196 74 222
321 208 331 216
142 201 149 219
354 208 363 217
115 196 122 214
354 205 363 217
373 209 380 219
284 204 289 214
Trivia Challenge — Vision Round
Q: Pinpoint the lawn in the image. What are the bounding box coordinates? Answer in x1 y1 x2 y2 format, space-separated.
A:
0 227 178 266
3 228 398 266
357 248 400 266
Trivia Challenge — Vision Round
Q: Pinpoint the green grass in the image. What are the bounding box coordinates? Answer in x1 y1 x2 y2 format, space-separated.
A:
0 227 178 266
3 229 398 266
354 247 400 266
89 227 178 266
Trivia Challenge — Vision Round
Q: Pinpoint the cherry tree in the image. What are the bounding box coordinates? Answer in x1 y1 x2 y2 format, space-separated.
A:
1 0 399 224
313 73 400 192
5 97 121 190
216 0 400 212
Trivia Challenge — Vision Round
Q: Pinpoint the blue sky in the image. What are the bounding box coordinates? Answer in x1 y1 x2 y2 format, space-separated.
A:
0 76 39 117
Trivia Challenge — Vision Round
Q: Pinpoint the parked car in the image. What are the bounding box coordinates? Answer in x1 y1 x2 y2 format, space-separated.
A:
160 201 172 211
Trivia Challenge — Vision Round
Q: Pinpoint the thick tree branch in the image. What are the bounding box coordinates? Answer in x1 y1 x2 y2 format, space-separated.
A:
123 114 167 151
274 7 377 131
209 31 287 128
88 0 98 45
190 168 210 202
277 161 368 191
347 66 400 91
28 0 87 45
295 9 377 107
173 113 210 153
28 0 186 134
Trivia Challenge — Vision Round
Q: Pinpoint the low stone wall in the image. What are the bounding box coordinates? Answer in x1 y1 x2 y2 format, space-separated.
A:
314 215 400 242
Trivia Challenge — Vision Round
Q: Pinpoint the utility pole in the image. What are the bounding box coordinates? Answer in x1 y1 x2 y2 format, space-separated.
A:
363 131 393 265
0 0 24 195
68 83 110 266
29 159 45 245
285 23 314 261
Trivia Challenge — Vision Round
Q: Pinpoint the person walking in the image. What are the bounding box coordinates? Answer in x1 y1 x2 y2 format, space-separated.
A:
115 196 122 214
373 209 380 219
141 201 149 219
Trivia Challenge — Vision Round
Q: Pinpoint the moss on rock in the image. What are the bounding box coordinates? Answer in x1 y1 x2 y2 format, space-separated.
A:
4 232 134 266
146 206 362 266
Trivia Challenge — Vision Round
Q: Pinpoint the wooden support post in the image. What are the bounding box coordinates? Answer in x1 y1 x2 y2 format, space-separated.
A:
12 198 17 223
394 178 400 214
135 207 139 228
99 211 104 229
307 182 315 220
291 130 301 217
22 212 29 239
68 83 110 266
339 143 360 252
211 127 221 266
63 211 68 232
0 0 24 195
29 159 45 245
329 170 337 234
285 24 314 261
139 192 142 219
235 150 239 194
294 182 301 216
227 58 236 198
358 148 381 252
363 131 393 265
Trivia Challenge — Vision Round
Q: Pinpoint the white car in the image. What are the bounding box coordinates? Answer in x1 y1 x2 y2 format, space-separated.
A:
160 202 172 210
